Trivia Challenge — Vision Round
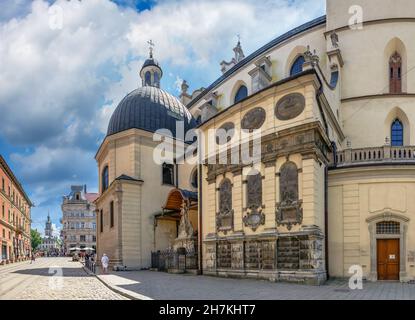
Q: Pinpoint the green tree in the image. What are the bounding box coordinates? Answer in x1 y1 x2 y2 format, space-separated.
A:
31 229 42 251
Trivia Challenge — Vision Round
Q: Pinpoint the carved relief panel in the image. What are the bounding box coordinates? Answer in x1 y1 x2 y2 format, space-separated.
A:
243 172 265 231
275 93 305 121
276 161 303 230
216 178 234 233
241 107 266 131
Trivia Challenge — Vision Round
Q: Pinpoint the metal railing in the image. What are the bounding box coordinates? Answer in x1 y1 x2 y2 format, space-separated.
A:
151 248 198 272
335 145 415 167
84 258 96 274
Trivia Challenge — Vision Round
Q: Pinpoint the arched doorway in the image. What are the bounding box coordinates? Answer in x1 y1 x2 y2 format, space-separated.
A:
367 213 409 281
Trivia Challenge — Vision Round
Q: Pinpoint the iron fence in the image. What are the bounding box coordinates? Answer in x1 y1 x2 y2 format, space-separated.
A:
84 258 96 274
151 248 198 272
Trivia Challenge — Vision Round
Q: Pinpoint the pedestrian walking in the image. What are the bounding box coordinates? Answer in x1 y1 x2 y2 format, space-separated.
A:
30 253 36 264
101 253 109 274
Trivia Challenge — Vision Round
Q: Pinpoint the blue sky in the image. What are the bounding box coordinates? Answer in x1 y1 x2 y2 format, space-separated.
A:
0 0 325 234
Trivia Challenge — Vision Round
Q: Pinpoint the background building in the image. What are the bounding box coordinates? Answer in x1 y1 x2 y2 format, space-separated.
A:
38 213 60 256
61 185 98 255
0 155 32 264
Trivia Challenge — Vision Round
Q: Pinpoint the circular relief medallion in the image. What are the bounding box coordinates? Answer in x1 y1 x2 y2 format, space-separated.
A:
275 93 305 121
241 107 266 130
216 122 235 145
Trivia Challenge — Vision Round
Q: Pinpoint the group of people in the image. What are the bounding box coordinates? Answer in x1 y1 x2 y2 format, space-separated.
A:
73 251 109 274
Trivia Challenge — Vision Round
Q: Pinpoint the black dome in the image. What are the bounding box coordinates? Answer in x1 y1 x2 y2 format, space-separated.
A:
141 58 161 71
107 86 196 137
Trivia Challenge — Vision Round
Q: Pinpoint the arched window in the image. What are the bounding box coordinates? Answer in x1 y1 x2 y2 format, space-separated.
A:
145 71 151 86
390 52 402 94
391 119 403 146
290 56 305 76
191 169 198 189
154 72 159 87
162 163 175 185
234 85 248 104
102 166 109 192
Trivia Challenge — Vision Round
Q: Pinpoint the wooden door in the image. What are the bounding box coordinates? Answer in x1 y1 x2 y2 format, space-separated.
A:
377 239 400 281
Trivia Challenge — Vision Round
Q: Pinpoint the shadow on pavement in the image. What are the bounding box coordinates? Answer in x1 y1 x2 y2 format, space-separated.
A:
13 267 90 277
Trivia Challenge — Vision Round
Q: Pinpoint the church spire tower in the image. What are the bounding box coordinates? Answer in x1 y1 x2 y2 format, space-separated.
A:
45 211 52 238
140 40 163 88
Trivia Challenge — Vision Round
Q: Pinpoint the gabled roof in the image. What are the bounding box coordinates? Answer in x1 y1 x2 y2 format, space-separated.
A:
187 15 327 109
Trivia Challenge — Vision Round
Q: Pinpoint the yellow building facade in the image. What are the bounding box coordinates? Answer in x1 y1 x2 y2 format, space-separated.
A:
95 0 415 283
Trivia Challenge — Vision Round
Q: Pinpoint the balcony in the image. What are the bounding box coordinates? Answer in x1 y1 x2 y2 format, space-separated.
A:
334 146 415 168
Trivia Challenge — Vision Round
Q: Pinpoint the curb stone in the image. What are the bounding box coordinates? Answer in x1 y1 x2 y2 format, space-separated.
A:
81 264 153 300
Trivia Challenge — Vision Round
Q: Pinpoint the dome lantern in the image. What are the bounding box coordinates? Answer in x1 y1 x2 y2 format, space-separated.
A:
140 40 163 88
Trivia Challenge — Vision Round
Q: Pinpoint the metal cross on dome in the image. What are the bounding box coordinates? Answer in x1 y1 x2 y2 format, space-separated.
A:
148 39 155 58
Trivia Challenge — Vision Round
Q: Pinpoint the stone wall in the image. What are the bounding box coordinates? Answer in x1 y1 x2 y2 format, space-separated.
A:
203 226 326 285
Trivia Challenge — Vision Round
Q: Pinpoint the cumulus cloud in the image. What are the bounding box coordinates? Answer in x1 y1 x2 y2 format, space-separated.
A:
0 0 325 229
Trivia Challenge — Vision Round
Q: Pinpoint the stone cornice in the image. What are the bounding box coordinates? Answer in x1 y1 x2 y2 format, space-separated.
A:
0 155 33 207
198 70 321 129
341 93 415 103
324 17 415 35
205 121 332 184
94 176 143 205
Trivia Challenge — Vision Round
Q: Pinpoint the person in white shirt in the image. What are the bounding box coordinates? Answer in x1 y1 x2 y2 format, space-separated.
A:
101 253 109 274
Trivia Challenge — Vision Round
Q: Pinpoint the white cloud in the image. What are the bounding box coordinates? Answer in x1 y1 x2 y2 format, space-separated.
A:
0 0 325 230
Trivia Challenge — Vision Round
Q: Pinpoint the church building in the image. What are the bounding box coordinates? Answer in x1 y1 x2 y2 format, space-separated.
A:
95 0 415 284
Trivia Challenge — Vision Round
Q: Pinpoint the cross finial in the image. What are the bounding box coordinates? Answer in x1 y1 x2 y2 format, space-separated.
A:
147 39 155 58
237 34 241 44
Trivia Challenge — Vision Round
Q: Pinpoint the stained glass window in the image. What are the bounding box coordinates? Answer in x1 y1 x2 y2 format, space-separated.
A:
234 85 248 104
102 166 109 192
391 119 403 147
290 56 305 76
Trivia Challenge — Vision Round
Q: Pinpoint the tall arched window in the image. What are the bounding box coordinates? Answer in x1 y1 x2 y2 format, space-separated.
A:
391 119 404 146
145 71 151 86
191 168 198 189
234 85 248 104
154 71 160 87
290 56 305 76
162 163 175 185
102 166 109 192
390 52 402 94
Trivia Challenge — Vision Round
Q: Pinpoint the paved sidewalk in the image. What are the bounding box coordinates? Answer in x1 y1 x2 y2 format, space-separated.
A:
94 270 415 300
0 257 126 300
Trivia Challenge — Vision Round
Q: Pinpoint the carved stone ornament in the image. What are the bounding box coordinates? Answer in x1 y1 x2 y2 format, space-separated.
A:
216 179 234 233
243 205 265 231
241 107 266 131
276 162 303 230
243 172 264 231
178 203 194 239
216 122 235 145
275 93 305 121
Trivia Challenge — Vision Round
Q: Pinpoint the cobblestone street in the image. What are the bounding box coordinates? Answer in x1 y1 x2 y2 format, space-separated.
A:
97 270 415 300
0 258 126 300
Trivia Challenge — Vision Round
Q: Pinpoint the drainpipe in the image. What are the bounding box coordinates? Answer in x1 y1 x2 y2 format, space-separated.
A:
316 85 330 280
175 162 179 189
